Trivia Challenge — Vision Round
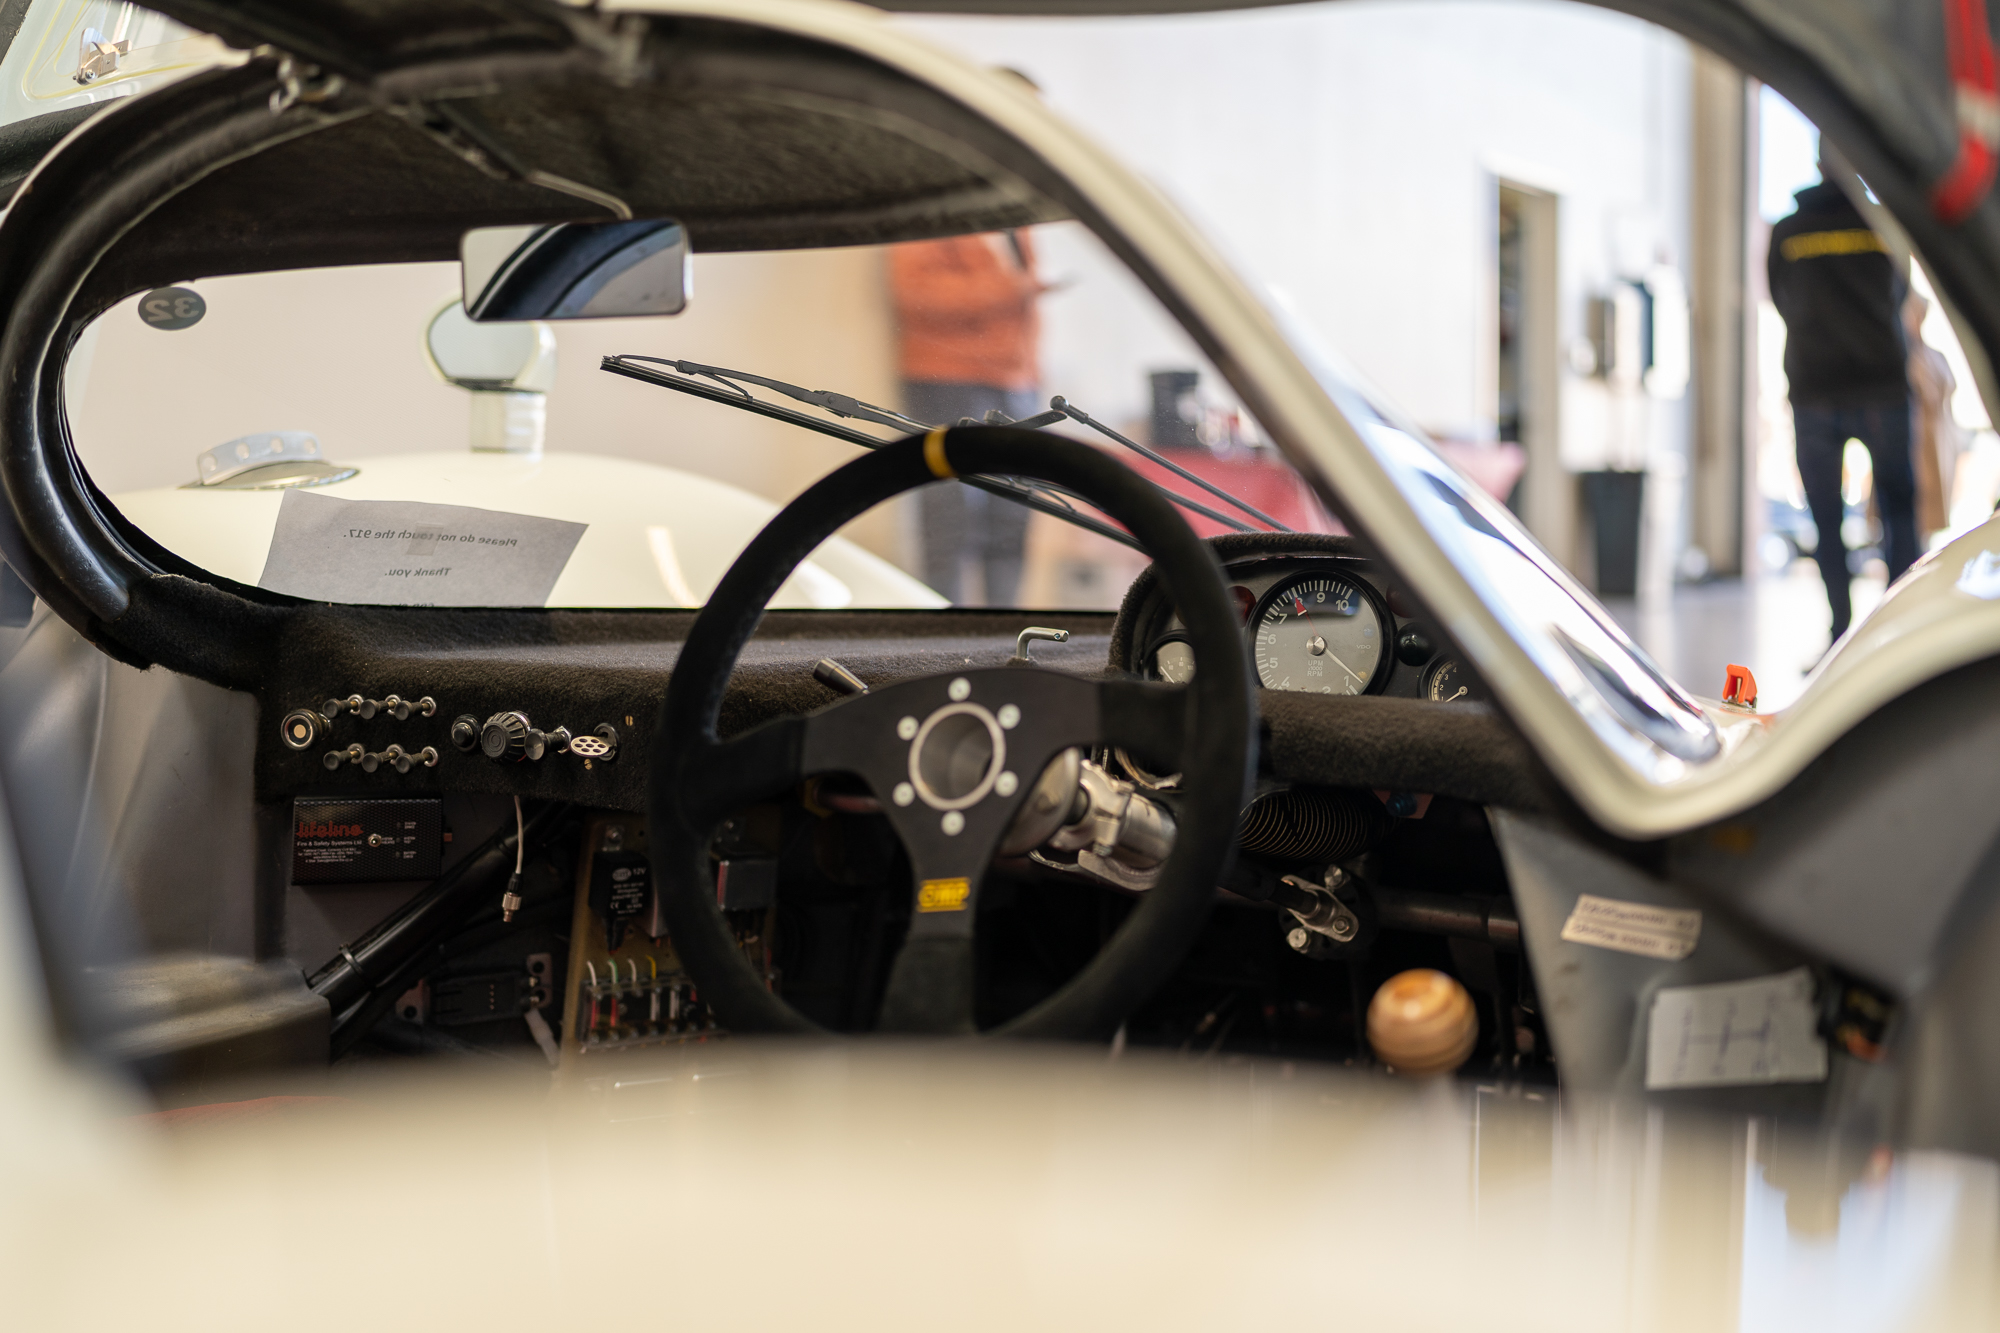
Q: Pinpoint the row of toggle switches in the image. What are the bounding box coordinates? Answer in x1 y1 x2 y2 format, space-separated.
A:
322 693 437 722
323 743 441 774
279 699 617 772
280 693 438 752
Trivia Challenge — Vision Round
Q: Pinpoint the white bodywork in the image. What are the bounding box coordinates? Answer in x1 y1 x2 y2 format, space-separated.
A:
32 0 2000 837
110 450 945 610
587 0 2000 839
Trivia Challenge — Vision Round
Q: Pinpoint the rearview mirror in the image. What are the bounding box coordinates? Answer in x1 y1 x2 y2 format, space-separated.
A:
460 218 690 321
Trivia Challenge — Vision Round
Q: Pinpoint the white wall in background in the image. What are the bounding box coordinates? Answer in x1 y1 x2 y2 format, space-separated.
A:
66 250 913 564
903 0 1693 463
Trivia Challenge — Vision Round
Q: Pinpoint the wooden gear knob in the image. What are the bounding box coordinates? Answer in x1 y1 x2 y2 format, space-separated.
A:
1367 968 1477 1075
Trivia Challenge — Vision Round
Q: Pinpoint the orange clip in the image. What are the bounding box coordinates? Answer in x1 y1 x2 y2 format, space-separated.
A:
1722 663 1758 709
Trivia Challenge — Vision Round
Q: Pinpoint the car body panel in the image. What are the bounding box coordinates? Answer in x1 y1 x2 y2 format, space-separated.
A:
111 450 945 610
579 0 2000 842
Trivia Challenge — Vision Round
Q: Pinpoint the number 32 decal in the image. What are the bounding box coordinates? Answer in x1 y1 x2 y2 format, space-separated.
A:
138 286 205 331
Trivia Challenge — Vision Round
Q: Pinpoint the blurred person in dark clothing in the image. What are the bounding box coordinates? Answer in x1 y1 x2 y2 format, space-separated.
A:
1769 176 1917 643
890 229 1045 605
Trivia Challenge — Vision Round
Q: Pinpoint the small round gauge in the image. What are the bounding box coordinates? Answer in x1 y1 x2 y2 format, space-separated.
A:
1151 638 1196 684
1251 573 1387 694
1423 657 1483 704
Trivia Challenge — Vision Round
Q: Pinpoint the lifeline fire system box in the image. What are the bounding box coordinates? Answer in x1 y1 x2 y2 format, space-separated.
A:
291 797 443 884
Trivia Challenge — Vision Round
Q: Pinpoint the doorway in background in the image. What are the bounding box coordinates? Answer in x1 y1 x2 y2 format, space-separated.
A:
1496 181 1572 569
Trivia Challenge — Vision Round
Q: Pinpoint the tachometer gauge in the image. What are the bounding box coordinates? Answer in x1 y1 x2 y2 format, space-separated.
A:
1252 574 1386 694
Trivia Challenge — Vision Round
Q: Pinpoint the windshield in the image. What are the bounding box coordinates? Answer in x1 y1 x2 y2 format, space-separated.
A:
69 221 1333 612
1318 361 1719 768
0 2 232 124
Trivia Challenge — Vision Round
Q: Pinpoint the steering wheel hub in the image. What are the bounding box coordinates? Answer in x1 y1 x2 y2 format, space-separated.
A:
909 699 1008 812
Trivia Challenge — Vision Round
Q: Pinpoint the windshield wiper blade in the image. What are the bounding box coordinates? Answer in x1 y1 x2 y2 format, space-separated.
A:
602 356 1282 544
599 354 1142 551
1050 396 1293 533
652 357 933 435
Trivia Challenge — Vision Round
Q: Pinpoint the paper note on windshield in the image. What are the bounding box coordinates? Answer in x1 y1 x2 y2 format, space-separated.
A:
1646 968 1828 1090
258 491 585 606
1559 893 1701 960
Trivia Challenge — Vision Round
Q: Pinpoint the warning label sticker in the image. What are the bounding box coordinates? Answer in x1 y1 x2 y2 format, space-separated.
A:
1559 893 1701 961
1647 968 1828 1089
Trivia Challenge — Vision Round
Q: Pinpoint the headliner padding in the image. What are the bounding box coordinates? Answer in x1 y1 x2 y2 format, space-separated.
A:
77 24 1069 307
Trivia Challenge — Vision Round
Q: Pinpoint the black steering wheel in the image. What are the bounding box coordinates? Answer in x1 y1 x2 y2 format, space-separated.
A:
648 427 1255 1039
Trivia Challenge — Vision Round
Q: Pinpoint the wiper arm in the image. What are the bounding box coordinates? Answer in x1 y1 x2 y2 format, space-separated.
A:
602 355 1291 545
1050 396 1292 533
600 354 1142 551
661 357 934 435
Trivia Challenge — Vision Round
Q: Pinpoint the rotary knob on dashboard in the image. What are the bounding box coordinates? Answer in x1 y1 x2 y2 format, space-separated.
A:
480 711 548 762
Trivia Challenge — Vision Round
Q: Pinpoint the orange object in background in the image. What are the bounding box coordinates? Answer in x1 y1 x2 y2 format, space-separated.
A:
1366 968 1478 1076
888 232 1042 390
1723 663 1759 708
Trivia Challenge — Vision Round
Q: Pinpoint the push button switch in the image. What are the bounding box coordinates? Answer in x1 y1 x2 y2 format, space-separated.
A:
280 708 324 750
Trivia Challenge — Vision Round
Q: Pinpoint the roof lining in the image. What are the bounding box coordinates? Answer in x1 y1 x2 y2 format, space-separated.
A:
70 22 1069 320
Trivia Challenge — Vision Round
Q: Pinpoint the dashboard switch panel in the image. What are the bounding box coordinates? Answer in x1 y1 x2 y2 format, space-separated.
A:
476 713 620 764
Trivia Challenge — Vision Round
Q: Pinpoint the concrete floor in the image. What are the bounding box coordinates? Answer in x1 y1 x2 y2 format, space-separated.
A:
1601 560 1887 711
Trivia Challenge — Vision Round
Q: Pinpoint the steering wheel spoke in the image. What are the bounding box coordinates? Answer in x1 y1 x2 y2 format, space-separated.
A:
1097 679 1190 775
679 715 808 829
876 934 978 1034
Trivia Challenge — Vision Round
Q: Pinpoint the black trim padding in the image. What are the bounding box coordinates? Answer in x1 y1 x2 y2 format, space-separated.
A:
253 605 1115 809
0 106 100 207
1259 691 1563 813
1104 531 1556 809
650 427 1256 1040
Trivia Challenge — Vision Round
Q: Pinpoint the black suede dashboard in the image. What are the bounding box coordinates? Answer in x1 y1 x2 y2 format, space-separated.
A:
255 555 1564 817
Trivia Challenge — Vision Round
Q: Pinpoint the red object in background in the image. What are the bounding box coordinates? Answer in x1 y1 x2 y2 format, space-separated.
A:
1122 450 1339 538
1935 0 1999 223
1429 439 1528 503
1722 663 1759 708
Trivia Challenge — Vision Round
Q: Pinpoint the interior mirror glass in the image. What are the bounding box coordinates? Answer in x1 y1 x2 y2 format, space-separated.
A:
425 303 557 392
460 218 690 321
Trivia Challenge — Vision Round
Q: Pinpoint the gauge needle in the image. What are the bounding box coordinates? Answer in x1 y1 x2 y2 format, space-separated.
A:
1324 650 1365 686
1291 598 1363 685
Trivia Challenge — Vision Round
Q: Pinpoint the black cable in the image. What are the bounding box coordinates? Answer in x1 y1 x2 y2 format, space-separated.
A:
310 802 567 1022
330 889 572 1060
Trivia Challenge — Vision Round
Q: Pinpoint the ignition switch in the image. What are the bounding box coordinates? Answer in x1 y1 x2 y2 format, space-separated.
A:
480 711 545 762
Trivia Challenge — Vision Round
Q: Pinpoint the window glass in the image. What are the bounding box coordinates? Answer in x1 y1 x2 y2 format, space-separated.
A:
70 222 1331 610
0 2 234 128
